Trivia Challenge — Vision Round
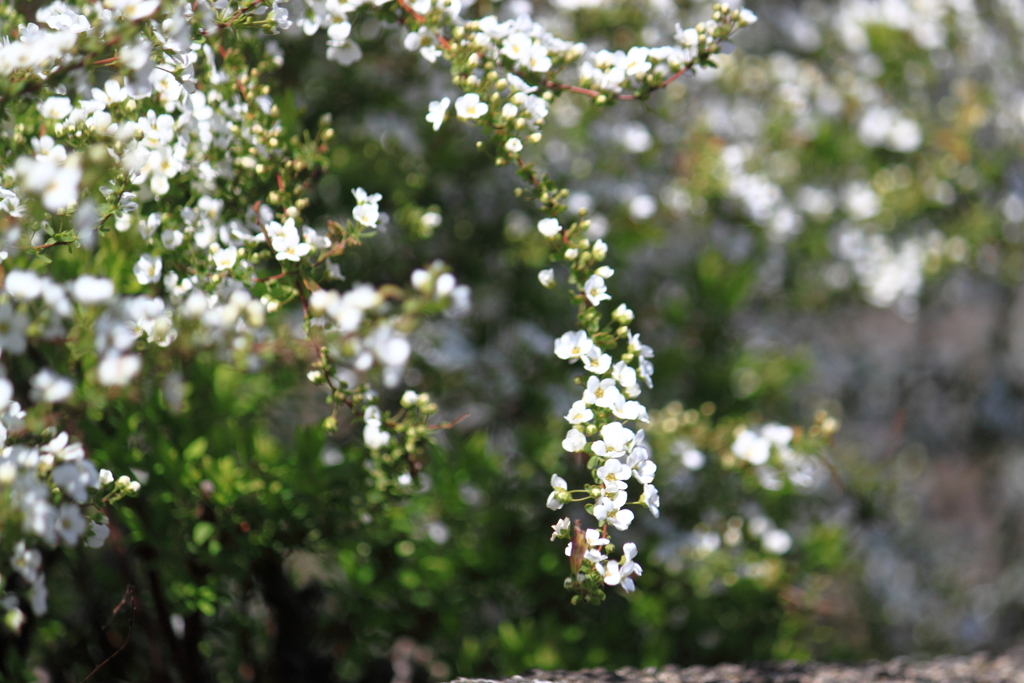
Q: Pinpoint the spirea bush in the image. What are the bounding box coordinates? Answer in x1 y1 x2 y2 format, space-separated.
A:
2 0 1022 678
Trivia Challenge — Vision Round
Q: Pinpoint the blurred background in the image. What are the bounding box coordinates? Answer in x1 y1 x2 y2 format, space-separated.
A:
29 0 1024 680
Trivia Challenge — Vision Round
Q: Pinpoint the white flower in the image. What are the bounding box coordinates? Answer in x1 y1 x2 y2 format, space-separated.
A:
582 348 612 375
72 275 115 304
30 368 74 402
598 422 634 456
732 429 771 465
538 268 556 288
554 330 593 360
583 376 622 409
426 97 450 131
39 96 73 120
86 519 111 548
596 459 631 492
761 423 794 446
41 432 85 461
561 428 586 453
352 187 382 228
594 492 634 530
454 93 488 119
5 270 44 300
505 138 523 154
564 400 594 424
133 254 162 285
680 447 706 470
546 473 569 510
55 503 87 545
213 245 238 271
611 361 637 388
52 460 99 503
97 353 142 387
738 8 758 25
583 274 612 306
641 484 660 518
550 517 571 541
0 303 30 354
11 541 42 582
537 217 561 238
611 303 634 324
762 528 792 555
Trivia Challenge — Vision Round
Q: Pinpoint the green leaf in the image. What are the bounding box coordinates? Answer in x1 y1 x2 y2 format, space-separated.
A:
193 521 216 546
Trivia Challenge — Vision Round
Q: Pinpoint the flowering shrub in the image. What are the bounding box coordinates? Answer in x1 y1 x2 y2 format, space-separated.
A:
4 0 1022 677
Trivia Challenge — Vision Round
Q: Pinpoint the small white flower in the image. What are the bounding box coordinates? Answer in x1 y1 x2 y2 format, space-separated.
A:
454 93 488 120
505 138 523 154
352 188 382 228
582 347 612 375
641 483 660 518
213 245 238 271
537 217 561 238
546 473 569 510
5 270 44 300
426 97 450 131
554 330 593 361
12 541 42 583
596 459 631 492
537 268 556 288
611 303 634 324
561 428 586 453
583 376 622 409
97 353 142 387
564 400 594 424
56 503 87 546
133 253 162 285
762 528 792 555
732 429 771 465
71 275 115 304
550 517 571 541
583 274 612 306
30 368 74 403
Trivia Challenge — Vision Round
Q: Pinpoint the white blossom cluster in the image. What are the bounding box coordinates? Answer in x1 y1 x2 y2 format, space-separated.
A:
650 0 1024 319
0 423 139 631
0 0 486 628
538 226 658 596
730 423 823 492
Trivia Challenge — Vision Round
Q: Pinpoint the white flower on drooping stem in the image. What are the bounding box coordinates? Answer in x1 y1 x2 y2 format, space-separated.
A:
505 138 523 154
71 275 115 304
454 93 488 120
537 217 561 238
564 400 594 425
133 254 162 285
596 459 631 492
641 484 660 518
554 330 592 360
583 274 612 306
581 347 612 375
97 353 142 387
561 428 586 452
538 268 556 288
583 376 622 409
30 368 74 403
213 245 238 271
550 517 571 541
546 473 569 510
352 187 382 228
426 97 450 131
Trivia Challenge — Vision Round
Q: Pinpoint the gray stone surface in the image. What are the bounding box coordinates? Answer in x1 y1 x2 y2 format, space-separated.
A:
452 652 1024 683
